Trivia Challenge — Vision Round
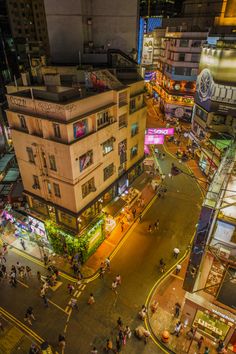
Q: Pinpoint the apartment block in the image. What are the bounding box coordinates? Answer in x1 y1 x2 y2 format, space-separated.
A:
6 70 146 233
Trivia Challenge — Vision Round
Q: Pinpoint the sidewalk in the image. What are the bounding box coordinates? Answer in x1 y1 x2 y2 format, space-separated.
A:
147 257 221 354
2 172 158 278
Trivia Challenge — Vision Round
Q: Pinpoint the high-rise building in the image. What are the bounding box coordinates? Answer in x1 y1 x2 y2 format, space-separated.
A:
44 0 139 64
5 69 146 246
6 0 50 67
139 0 183 17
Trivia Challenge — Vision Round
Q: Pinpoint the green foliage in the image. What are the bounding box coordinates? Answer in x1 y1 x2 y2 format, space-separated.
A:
45 215 105 262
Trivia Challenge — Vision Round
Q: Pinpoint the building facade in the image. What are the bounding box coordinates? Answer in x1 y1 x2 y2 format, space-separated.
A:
190 36 236 178
151 28 208 122
139 0 183 17
44 0 139 64
6 70 146 234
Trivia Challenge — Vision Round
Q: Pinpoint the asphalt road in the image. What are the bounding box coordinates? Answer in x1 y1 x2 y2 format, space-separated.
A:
0 103 202 354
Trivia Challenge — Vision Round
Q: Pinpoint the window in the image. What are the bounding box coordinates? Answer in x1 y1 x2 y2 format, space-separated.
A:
32 175 40 189
104 163 114 181
131 123 139 137
82 177 95 198
73 120 88 139
26 147 35 163
191 54 200 62
47 182 52 194
178 53 185 61
119 91 127 107
119 114 127 129
118 139 127 164
49 155 57 171
18 114 27 129
53 183 61 197
179 39 189 47
97 111 109 128
102 138 114 155
79 150 93 172
130 144 138 159
53 123 61 138
130 99 136 112
174 67 185 75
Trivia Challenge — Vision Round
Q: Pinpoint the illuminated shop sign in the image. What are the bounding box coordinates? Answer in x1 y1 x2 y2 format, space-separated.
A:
142 37 154 65
146 128 174 135
144 134 164 145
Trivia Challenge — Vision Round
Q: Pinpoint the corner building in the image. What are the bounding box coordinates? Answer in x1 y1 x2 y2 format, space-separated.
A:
6 71 146 233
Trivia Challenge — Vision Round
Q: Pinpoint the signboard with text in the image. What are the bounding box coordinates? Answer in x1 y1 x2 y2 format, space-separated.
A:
146 128 174 136
144 134 164 145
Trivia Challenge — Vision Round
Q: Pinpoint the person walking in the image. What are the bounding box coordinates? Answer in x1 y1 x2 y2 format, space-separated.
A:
197 336 204 351
125 325 131 339
120 220 124 232
139 213 142 222
43 253 48 266
132 207 136 219
112 280 118 295
26 307 36 321
105 338 113 352
117 317 123 330
159 258 166 273
154 220 159 231
20 238 26 250
88 293 95 305
42 294 49 307
26 265 32 277
174 303 181 318
58 334 66 351
91 347 98 354
171 321 182 337
70 298 78 310
173 247 180 258
204 347 210 354
175 264 182 275
139 305 147 320
116 274 121 286
105 257 111 271
67 283 74 295
37 271 41 282
148 225 152 233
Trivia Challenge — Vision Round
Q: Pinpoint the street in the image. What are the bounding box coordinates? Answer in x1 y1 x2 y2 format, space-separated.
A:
0 103 202 353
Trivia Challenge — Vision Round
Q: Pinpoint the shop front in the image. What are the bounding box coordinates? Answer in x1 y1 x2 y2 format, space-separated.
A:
183 293 236 351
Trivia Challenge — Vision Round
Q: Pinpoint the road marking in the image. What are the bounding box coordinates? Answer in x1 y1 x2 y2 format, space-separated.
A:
74 290 78 297
0 307 43 344
65 306 70 313
11 247 77 283
47 300 67 314
81 284 86 290
76 291 81 298
16 279 29 288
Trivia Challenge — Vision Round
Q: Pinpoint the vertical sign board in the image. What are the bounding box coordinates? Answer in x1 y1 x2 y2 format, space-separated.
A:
183 206 215 293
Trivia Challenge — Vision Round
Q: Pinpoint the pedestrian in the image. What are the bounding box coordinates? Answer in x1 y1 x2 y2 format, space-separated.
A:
125 325 131 339
173 247 180 258
58 334 66 350
26 265 32 277
116 274 121 286
204 347 210 354
91 347 98 354
171 321 182 337
88 293 95 305
67 283 74 295
148 225 152 233
16 261 21 272
139 305 147 320
42 294 49 307
161 153 165 160
217 340 225 353
132 207 136 219
24 312 32 326
20 238 26 250
117 317 123 330
174 302 181 318
70 298 78 310
105 338 113 352
99 266 105 279
0 252 6 263
1 264 6 278
115 335 122 352
159 258 166 273
105 257 110 271
120 220 124 232
37 271 41 282
197 336 204 350
154 220 159 230
151 300 158 314
19 266 26 279
187 327 194 340
43 253 48 266
139 213 142 222
175 264 182 275
10 271 17 287
26 307 36 321
112 280 118 294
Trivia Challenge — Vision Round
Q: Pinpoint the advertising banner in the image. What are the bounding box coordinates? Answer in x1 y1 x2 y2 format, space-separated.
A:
146 128 174 135
73 120 88 139
142 37 154 65
144 134 164 145
183 206 215 293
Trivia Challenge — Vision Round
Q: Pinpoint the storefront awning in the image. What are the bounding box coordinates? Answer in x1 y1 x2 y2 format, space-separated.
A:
103 197 127 218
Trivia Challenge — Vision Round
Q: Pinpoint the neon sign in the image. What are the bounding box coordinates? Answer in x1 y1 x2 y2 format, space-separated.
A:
146 128 174 135
144 134 164 145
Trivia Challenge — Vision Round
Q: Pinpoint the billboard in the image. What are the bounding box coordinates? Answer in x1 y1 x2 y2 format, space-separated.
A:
146 128 174 135
144 134 164 145
183 206 215 293
73 120 88 139
144 71 156 82
142 37 154 65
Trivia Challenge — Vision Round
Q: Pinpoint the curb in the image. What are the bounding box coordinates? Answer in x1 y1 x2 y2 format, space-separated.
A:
144 233 195 353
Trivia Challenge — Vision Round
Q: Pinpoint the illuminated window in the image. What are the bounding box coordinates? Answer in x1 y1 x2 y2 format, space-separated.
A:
131 123 139 137
130 144 138 159
79 150 93 172
102 138 114 155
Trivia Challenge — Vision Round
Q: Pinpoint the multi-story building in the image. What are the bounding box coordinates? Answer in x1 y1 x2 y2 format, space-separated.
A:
44 0 139 64
139 0 183 17
190 34 236 178
5 69 146 237
153 28 208 121
6 0 50 66
182 142 236 351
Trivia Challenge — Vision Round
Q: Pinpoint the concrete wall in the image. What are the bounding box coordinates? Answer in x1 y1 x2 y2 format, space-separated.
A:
44 0 138 63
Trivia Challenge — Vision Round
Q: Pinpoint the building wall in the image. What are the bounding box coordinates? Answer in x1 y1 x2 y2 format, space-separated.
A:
44 0 138 63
